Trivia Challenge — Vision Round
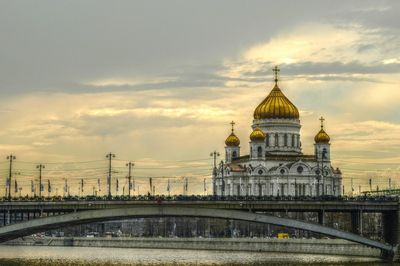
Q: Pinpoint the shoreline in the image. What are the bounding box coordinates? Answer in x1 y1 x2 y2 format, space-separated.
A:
3 237 381 258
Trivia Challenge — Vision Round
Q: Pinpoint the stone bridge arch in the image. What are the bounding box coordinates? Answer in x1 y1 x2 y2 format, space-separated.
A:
0 206 393 257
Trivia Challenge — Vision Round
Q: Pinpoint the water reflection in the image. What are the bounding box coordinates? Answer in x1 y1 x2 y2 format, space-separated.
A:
0 246 390 266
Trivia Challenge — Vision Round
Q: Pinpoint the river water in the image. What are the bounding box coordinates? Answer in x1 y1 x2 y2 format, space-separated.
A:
0 246 394 266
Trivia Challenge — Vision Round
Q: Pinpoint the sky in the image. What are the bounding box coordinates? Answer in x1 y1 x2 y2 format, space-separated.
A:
0 0 399 196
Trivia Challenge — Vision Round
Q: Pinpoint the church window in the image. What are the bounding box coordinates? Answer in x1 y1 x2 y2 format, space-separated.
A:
297 166 303 174
258 169 263 175
280 183 285 196
266 135 269 147
257 146 262 158
292 135 295 147
284 134 288 146
280 169 285 175
275 133 279 146
232 151 237 158
322 148 327 159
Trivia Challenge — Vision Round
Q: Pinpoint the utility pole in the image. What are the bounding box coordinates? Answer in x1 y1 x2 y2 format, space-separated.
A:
210 151 220 196
106 153 116 199
7 155 16 200
36 164 45 198
126 162 134 198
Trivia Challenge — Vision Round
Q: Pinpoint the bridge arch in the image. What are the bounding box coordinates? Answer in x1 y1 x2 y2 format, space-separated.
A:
0 206 393 255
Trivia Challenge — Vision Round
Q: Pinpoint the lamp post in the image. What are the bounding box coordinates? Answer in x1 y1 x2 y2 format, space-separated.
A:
126 162 134 198
36 164 45 198
106 153 116 199
6 155 16 200
219 160 225 197
210 151 220 196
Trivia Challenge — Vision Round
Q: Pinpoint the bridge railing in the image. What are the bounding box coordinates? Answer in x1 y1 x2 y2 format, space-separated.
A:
0 194 398 203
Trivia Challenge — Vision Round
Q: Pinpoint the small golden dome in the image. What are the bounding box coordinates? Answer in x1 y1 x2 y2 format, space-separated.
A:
314 116 330 143
250 127 266 142
225 121 240 147
225 132 240 146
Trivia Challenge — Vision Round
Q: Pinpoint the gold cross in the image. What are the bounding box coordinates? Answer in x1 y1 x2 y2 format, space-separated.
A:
272 65 280 84
319 116 325 128
230 121 235 132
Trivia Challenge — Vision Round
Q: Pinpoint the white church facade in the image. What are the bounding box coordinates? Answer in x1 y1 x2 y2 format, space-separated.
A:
213 67 342 197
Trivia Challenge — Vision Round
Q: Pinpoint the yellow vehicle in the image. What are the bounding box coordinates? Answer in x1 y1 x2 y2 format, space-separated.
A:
277 233 289 239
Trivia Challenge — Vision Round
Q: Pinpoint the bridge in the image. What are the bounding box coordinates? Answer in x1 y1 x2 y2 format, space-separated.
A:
0 197 399 260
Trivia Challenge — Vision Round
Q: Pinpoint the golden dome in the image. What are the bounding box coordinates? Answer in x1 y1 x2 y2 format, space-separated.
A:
254 84 299 120
314 116 330 143
225 121 240 147
225 132 240 146
250 127 266 142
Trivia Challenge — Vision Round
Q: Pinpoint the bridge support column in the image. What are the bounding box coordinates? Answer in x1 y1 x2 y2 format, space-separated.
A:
382 210 400 261
351 211 363 235
317 211 324 225
382 211 399 246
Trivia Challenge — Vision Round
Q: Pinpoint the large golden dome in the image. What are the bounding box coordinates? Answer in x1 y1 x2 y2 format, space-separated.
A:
225 121 240 146
254 84 299 120
250 127 266 142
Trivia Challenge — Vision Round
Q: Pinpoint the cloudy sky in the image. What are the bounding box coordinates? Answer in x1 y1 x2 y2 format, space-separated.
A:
0 0 399 196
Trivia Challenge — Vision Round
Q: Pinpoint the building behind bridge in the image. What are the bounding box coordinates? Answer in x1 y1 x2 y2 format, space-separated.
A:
214 67 342 197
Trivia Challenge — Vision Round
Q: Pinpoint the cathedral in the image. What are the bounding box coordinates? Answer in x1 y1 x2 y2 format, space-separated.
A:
214 67 342 197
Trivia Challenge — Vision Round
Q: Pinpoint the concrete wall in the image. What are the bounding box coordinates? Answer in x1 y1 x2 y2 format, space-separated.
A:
5 237 381 258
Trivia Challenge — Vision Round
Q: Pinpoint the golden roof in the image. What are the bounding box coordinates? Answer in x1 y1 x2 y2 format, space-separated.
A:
254 67 299 120
225 121 240 147
314 116 330 143
254 84 299 120
250 127 266 141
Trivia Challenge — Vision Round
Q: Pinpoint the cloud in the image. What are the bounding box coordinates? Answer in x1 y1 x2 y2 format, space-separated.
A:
1 1 400 195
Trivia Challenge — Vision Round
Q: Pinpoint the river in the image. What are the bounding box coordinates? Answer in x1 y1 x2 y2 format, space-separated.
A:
0 246 394 265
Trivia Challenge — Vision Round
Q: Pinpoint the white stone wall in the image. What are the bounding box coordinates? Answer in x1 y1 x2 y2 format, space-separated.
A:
216 159 342 197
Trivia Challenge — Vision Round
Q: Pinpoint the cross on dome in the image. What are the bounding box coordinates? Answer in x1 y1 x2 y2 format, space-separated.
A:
272 65 280 85
230 121 235 132
319 116 325 129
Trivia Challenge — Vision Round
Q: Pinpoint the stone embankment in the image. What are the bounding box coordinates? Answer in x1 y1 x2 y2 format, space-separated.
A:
4 237 381 258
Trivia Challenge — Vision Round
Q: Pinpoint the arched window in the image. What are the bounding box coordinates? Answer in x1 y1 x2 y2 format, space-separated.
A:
322 148 327 159
284 134 288 146
297 135 300 147
292 134 295 147
275 133 279 146
257 146 262 158
232 151 237 158
265 135 269 147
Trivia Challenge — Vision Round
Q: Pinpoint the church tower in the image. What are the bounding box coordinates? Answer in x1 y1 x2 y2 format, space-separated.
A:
314 116 331 161
252 66 301 155
249 125 266 160
224 121 240 163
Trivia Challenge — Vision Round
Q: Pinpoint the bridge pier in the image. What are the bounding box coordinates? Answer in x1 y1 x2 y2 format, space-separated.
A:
383 211 399 246
351 211 363 235
317 211 324 225
381 209 400 262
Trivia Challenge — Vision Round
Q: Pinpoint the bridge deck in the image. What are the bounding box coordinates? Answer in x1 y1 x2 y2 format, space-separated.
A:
0 200 397 213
